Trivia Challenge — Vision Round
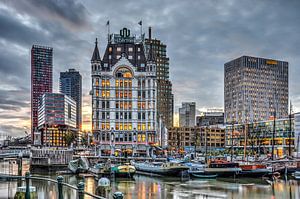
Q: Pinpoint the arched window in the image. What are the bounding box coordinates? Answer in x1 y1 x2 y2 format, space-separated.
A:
115 66 133 78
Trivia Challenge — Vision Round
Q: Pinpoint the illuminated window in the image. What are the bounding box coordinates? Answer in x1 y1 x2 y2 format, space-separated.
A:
138 123 141 131
102 91 105 97
115 67 133 78
124 124 128 130
109 47 112 52
101 123 105 130
102 80 105 87
106 91 110 97
96 90 99 97
142 123 146 131
115 80 119 87
106 123 110 130
138 134 141 142
142 134 146 142
128 47 133 52
117 47 121 52
148 124 151 130
95 78 99 86
115 123 119 130
106 80 110 86
120 124 123 130
128 123 132 130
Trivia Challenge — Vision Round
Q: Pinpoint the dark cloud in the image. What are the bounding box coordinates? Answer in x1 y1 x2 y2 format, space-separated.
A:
0 0 300 136
7 0 91 30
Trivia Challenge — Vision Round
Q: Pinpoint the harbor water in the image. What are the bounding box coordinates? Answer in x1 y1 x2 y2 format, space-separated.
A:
0 159 299 199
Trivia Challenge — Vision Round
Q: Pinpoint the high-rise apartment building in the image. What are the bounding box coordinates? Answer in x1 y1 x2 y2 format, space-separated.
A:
36 93 77 147
91 27 158 156
224 56 288 124
179 102 196 127
145 33 174 128
60 69 82 130
31 45 53 141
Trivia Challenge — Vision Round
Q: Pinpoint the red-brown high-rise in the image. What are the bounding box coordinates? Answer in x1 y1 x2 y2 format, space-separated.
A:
31 45 53 142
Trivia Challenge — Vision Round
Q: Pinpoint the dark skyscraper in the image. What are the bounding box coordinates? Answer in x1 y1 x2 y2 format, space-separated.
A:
60 69 82 130
145 27 174 128
31 45 53 140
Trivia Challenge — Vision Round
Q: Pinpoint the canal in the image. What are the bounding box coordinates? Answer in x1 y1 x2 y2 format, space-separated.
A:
0 159 299 199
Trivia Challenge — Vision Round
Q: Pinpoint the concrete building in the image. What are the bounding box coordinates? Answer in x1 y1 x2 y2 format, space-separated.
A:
91 27 158 156
179 102 196 127
31 45 53 141
60 69 82 130
224 56 288 124
36 93 77 147
196 109 224 127
145 35 174 128
168 126 225 153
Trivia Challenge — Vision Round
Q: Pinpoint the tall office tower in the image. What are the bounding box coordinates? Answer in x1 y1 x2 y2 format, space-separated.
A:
145 29 174 128
60 69 82 130
31 45 53 141
224 56 288 124
91 27 158 156
179 102 196 127
36 93 77 147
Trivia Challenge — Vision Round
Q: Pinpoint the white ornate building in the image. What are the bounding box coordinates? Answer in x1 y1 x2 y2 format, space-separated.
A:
91 27 159 156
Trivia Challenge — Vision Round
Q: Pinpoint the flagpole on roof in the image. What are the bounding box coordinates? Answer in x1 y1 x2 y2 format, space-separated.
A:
138 20 143 41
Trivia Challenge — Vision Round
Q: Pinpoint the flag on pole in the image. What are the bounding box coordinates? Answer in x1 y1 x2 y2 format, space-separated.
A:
138 20 142 26
106 20 110 26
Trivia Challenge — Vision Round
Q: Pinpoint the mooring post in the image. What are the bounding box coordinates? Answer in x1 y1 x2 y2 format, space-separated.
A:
25 172 30 199
57 176 64 199
113 191 124 199
77 181 85 199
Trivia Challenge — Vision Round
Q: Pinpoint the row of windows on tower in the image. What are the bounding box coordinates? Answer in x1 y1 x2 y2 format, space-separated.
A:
94 79 152 87
109 47 141 52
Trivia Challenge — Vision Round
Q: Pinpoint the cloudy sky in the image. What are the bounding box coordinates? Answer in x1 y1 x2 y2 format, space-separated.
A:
0 0 299 136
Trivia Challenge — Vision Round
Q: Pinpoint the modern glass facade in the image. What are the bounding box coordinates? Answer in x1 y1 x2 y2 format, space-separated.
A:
37 93 77 147
60 69 82 130
225 118 294 156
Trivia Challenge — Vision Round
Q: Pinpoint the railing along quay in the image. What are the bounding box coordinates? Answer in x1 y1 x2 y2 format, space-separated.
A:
0 172 123 199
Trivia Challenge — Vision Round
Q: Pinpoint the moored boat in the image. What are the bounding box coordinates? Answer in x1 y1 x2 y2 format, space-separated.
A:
111 163 136 178
238 164 271 177
204 160 241 177
293 171 300 180
133 161 189 177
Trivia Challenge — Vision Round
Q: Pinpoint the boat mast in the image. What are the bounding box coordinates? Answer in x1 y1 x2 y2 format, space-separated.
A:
205 127 208 164
231 121 234 162
272 107 276 160
288 101 292 157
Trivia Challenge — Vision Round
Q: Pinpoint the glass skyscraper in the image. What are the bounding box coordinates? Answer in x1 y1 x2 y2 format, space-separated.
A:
60 69 82 130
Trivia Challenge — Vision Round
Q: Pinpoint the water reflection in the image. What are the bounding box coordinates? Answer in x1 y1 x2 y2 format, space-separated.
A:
0 160 299 199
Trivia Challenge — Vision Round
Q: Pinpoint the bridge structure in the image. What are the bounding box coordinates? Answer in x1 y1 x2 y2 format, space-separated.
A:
0 148 31 159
